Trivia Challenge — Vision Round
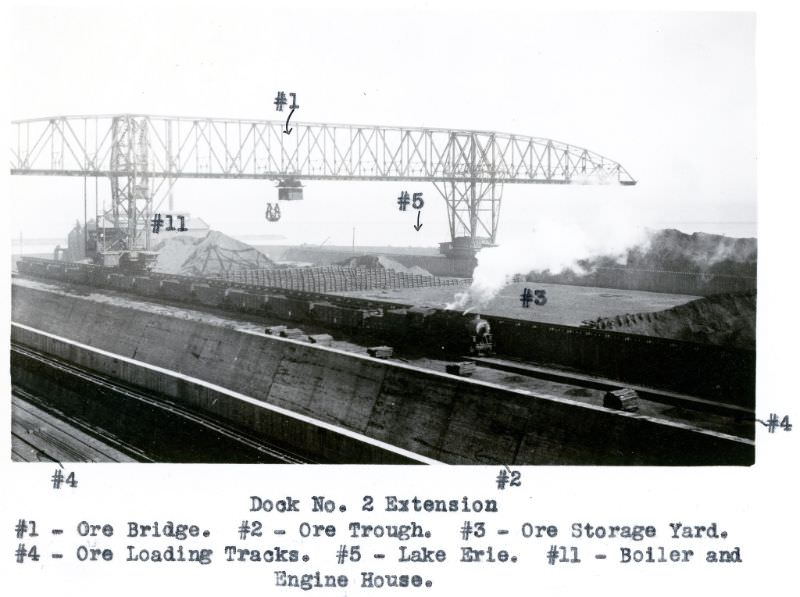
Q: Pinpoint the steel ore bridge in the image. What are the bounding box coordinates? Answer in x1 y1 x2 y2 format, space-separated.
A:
10 114 636 253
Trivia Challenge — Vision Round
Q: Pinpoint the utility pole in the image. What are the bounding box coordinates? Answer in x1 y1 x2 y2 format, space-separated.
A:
84 175 88 258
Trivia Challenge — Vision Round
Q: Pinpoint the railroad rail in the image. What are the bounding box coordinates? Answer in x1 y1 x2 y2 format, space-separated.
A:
12 389 148 463
468 357 754 429
12 342 311 464
11 321 441 464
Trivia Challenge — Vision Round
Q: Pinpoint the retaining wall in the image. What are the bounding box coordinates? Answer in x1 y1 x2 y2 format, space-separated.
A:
11 284 753 465
11 326 430 465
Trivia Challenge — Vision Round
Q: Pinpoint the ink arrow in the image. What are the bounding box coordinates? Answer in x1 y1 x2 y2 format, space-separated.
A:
413 211 423 231
283 109 295 135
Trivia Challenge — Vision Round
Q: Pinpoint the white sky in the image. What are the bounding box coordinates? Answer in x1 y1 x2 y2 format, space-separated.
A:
7 3 756 245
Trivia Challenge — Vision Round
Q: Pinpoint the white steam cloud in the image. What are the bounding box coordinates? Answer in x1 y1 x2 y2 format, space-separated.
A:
446 215 649 312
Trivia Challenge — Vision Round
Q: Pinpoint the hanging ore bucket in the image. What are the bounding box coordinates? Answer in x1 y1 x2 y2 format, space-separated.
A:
276 177 304 201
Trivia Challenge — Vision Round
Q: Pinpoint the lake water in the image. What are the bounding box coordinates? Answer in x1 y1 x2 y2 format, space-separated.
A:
10 221 758 257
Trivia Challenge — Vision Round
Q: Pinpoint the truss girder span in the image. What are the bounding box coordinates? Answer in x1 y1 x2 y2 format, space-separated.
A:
10 115 637 183
10 115 636 252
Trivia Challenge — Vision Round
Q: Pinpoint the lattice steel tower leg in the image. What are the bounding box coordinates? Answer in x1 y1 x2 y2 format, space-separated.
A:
105 115 152 252
433 180 503 256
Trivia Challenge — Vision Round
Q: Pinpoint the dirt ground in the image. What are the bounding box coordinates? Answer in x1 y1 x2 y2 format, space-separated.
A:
334 281 699 326
589 292 756 349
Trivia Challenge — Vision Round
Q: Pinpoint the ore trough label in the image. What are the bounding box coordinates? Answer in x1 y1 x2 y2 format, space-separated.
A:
7 467 753 593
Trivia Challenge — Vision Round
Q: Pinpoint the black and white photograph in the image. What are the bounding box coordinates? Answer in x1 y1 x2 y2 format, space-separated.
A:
8 6 760 466
5 2 799 596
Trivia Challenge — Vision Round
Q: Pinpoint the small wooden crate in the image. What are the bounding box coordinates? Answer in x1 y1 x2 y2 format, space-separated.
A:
603 388 640 412
367 345 394 359
445 361 477 377
280 328 305 340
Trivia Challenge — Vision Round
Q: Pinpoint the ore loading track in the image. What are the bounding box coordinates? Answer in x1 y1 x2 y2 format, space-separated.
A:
12 343 311 463
12 391 142 463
